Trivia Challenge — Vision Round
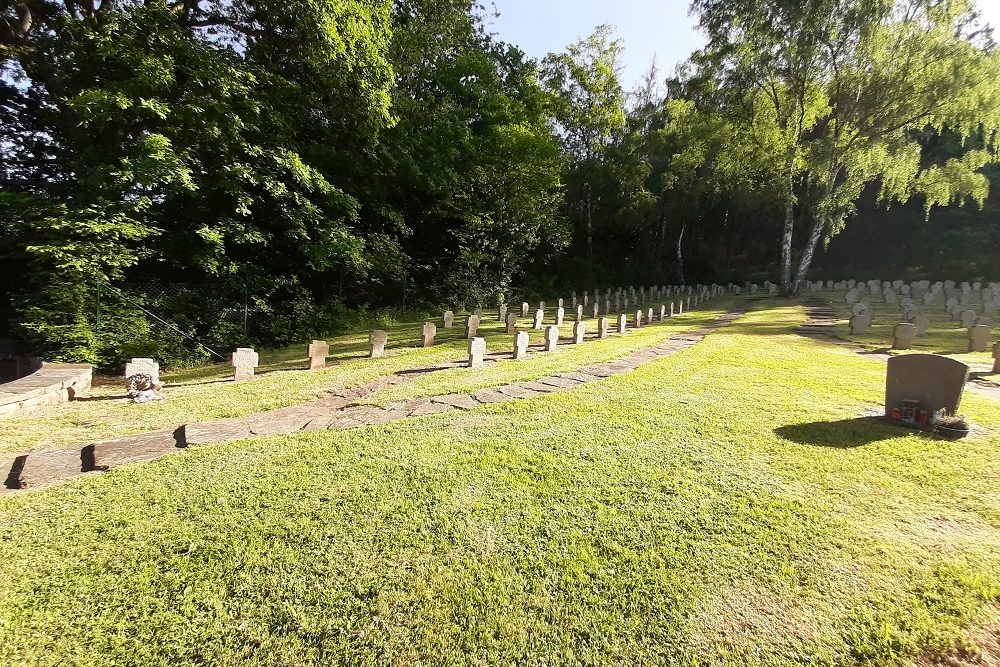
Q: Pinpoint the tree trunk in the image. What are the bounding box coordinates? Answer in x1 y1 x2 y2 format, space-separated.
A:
779 148 796 296
791 215 825 294
675 221 686 285
584 181 594 260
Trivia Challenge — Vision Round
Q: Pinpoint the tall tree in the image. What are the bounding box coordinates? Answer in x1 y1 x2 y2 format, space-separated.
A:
692 0 1000 294
542 25 627 264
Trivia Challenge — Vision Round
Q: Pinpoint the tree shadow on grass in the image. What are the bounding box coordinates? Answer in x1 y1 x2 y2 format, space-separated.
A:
774 416 913 448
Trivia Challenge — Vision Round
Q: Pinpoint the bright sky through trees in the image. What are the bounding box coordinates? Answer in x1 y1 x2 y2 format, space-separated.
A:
488 0 1000 88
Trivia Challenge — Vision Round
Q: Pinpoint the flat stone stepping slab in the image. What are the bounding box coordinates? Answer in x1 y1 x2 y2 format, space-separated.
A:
2 308 744 493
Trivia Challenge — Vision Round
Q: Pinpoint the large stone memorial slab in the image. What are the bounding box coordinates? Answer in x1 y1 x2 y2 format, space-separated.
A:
885 354 969 418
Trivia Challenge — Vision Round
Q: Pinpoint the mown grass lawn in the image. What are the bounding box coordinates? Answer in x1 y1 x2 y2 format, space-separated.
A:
0 304 997 666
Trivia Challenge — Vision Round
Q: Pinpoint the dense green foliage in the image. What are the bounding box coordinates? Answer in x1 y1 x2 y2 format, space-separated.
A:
2 0 999 364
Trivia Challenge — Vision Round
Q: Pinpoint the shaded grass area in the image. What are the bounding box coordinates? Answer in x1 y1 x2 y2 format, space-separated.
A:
0 305 997 665
0 299 722 454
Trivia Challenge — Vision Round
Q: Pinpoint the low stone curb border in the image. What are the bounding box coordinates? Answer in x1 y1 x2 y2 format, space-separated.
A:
0 310 743 495
0 363 93 419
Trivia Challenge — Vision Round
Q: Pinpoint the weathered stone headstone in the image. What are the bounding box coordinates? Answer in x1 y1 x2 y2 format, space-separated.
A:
885 354 969 417
851 302 868 316
505 312 517 334
498 304 508 322
307 341 329 370
912 314 930 336
369 330 388 358
617 314 627 334
473 307 484 319
539 300 546 311
533 309 544 329
421 323 436 348
597 317 609 339
634 310 643 328
677 301 684 315
544 325 559 352
443 310 455 328
658 304 666 321
573 320 585 344
646 307 654 324
231 347 259 382
892 323 916 350
959 309 977 329
575 304 584 321
849 312 872 334
592 303 600 318
465 315 480 338
468 337 486 368
555 307 565 326
969 324 991 352
993 341 1000 373
557 298 564 309
125 357 160 383
510 331 529 359
521 302 529 317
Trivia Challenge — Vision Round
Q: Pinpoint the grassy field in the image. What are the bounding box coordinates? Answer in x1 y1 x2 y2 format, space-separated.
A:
0 299 718 454
0 303 998 666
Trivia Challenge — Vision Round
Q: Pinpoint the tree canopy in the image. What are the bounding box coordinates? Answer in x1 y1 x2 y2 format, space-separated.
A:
2 0 999 365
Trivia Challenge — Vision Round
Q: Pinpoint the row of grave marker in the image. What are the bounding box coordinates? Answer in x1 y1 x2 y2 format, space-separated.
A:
125 284 725 384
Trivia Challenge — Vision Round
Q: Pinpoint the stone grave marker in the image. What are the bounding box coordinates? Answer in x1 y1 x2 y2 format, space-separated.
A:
468 337 486 368
555 307 565 325
521 302 529 317
307 341 329 370
369 330 388 358
573 321 585 344
912 314 930 336
885 354 969 417
513 331 529 359
959 309 977 329
576 304 584 321
231 347 259 382
646 307 654 324
969 325 991 352
849 312 872 334
505 312 517 334
498 304 508 322
544 325 559 352
634 310 643 328
473 307 484 319
533 309 544 329
993 342 1000 373
443 310 455 328
592 303 600 318
597 317 609 339
539 300 546 311
465 315 480 338
851 302 868 316
421 323 436 348
892 323 917 350
658 304 666 321
125 357 160 383
617 314 627 334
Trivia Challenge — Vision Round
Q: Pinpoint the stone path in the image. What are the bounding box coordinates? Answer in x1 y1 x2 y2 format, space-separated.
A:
0 310 744 494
